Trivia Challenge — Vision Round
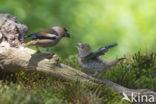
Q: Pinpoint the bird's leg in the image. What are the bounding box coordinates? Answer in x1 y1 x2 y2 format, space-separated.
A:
45 48 54 56
36 46 41 53
24 40 41 54
24 40 35 47
24 40 39 47
50 51 55 56
45 48 55 57
46 48 50 52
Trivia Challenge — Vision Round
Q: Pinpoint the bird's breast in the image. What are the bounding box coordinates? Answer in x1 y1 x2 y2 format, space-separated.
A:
78 58 105 73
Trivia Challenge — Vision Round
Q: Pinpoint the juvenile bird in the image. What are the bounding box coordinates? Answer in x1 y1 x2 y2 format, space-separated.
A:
24 26 70 54
76 43 125 75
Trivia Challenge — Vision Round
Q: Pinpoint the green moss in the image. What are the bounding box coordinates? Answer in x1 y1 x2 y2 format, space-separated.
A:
0 71 131 104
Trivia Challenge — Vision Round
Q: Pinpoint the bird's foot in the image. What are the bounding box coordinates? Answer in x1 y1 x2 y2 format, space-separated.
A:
36 50 41 54
48 51 55 57
46 48 50 52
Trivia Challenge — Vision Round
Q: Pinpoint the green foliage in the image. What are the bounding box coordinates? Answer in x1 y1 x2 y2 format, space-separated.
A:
63 81 131 104
0 81 66 104
62 81 102 104
104 51 156 90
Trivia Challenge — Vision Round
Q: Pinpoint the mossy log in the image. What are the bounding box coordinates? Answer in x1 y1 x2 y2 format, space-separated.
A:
0 14 155 103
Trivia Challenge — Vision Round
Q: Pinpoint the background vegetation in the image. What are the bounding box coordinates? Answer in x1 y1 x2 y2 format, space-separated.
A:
0 0 155 59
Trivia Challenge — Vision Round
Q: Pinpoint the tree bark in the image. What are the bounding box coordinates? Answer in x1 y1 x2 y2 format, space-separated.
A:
0 14 155 103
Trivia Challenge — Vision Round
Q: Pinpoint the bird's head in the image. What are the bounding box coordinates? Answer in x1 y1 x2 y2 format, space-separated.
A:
76 43 92 57
52 26 70 38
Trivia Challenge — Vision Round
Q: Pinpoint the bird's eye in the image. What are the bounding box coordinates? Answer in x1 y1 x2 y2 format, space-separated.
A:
64 28 67 32
81 45 85 49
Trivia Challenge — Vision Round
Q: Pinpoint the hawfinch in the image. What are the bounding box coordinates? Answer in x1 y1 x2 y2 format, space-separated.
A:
24 26 70 54
76 43 125 75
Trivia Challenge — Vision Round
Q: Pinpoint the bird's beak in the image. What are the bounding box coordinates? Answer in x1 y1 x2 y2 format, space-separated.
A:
75 43 82 49
77 43 82 47
65 32 70 38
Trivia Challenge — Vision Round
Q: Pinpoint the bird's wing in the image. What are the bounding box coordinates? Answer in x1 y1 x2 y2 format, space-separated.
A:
85 43 117 59
28 32 57 40
41 28 58 35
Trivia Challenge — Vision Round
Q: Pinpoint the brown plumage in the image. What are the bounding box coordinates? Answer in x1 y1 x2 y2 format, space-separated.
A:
76 43 126 75
24 26 70 53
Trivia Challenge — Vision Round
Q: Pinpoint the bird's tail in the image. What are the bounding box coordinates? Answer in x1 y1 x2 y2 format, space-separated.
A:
107 58 126 67
118 58 126 61
24 34 31 38
104 43 118 49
